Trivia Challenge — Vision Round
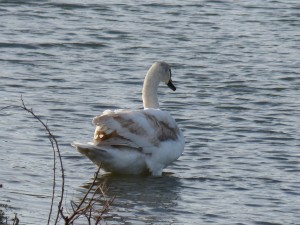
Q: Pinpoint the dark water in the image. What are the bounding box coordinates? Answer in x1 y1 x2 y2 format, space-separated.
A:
1 0 300 224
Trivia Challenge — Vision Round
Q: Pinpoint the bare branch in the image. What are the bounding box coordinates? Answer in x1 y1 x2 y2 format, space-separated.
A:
2 97 114 224
12 214 19 225
66 167 101 224
19 96 65 224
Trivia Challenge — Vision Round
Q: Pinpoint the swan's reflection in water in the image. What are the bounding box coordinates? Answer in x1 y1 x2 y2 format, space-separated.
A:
80 172 182 224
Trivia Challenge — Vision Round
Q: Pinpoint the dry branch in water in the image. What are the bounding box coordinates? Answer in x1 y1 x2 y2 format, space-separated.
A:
62 167 115 225
1 97 114 225
12 214 19 225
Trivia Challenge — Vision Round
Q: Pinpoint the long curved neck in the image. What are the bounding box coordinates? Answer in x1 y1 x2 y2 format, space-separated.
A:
142 72 160 109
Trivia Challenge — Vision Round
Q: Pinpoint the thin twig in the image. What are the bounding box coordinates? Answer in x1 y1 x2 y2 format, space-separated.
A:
66 166 101 224
1 97 114 224
12 214 19 225
1 97 65 223
19 97 65 224
47 132 56 225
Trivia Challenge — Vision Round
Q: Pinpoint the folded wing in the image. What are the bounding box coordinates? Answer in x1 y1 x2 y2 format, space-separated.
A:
92 109 180 153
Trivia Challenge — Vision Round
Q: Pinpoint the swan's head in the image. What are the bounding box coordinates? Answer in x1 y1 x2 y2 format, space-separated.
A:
143 61 176 109
150 61 176 91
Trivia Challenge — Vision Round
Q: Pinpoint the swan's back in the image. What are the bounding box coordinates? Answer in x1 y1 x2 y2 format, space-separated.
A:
93 109 182 151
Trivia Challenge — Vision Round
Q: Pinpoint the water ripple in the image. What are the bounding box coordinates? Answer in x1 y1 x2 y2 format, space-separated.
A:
1 0 300 224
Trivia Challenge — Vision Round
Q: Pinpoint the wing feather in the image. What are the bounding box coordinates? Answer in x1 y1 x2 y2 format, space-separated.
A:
92 109 180 149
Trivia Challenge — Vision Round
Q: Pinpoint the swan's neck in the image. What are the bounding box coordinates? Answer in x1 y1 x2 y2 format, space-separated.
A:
142 72 160 109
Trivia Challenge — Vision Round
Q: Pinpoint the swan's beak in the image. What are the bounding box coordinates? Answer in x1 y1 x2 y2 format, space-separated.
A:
167 79 176 91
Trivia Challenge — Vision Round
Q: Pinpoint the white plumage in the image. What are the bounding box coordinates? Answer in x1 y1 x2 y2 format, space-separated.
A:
72 61 185 176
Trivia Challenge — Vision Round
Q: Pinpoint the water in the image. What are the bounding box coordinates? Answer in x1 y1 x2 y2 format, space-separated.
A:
1 0 300 224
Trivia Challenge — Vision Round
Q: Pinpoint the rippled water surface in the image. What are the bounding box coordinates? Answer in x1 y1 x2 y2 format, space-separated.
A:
1 0 300 224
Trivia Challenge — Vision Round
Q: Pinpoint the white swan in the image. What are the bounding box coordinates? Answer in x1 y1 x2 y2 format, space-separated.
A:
72 61 185 176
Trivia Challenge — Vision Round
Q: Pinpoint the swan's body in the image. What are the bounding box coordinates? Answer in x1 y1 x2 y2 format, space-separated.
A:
72 62 184 176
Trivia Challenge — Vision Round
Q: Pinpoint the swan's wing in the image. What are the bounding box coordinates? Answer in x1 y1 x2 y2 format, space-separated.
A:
92 109 180 150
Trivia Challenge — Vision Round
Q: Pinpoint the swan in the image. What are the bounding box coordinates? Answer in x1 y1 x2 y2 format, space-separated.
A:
72 61 185 176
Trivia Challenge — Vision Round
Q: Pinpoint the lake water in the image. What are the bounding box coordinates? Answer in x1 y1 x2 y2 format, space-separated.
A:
1 0 300 224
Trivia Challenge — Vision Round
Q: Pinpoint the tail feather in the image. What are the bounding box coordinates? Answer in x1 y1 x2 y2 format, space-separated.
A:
71 142 148 174
71 142 109 166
